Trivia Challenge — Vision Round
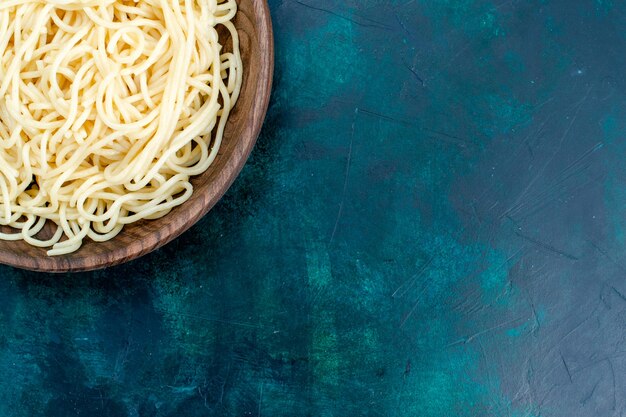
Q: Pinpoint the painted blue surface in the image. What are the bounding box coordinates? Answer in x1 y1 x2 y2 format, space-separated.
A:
0 0 625 415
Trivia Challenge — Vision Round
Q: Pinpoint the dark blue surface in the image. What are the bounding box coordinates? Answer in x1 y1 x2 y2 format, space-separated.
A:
0 1 625 416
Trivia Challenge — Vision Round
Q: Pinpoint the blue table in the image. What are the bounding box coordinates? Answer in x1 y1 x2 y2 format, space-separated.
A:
1 1 625 416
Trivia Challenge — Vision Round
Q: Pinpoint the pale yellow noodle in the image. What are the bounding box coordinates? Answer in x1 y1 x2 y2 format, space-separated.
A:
0 0 242 255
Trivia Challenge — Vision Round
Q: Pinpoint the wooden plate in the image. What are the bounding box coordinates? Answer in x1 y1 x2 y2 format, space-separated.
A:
0 0 274 272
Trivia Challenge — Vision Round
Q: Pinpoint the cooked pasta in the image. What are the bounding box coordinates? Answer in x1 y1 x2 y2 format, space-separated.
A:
0 0 242 255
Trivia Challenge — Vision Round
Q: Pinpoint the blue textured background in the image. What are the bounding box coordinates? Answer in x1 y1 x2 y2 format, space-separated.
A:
1 0 625 415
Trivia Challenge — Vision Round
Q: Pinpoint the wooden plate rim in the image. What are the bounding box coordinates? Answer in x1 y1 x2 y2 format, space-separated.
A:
0 0 274 273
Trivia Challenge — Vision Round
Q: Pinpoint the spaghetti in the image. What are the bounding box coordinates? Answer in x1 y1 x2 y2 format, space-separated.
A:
0 0 242 255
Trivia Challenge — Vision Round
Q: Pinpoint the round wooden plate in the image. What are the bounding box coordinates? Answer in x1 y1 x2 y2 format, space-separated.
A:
0 0 274 273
